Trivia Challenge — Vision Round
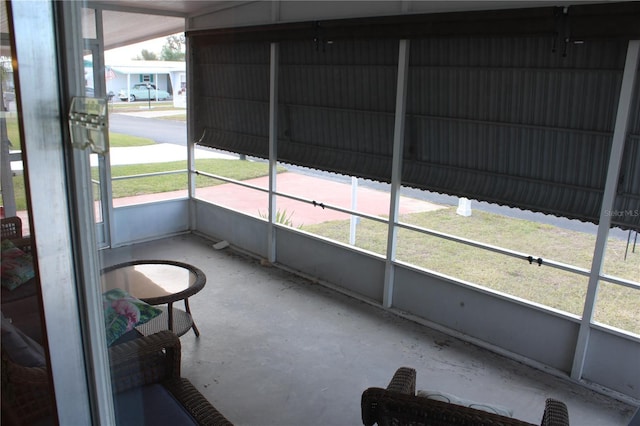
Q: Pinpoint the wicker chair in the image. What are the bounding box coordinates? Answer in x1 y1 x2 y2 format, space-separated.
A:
1 216 38 309
1 216 32 254
362 367 570 426
1 216 23 239
2 331 233 426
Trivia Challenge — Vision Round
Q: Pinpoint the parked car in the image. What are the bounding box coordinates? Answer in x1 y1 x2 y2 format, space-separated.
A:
118 83 171 102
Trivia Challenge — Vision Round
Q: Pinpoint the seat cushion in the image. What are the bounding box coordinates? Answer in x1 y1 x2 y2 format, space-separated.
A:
1 278 37 303
114 383 197 426
1 311 46 367
417 389 514 417
1 239 35 291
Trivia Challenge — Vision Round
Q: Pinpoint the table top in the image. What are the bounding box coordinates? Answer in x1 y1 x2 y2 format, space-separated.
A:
101 260 206 305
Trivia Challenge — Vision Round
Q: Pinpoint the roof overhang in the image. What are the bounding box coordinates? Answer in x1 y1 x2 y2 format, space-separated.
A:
85 1 254 51
2 1 630 55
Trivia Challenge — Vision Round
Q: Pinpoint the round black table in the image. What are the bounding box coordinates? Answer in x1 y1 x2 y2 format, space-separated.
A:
101 260 206 337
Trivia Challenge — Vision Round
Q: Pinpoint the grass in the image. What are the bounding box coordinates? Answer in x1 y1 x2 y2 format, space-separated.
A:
3 129 638 334
108 100 177 113
109 132 156 147
3 115 155 149
5 154 273 209
98 159 276 198
303 208 640 334
3 113 21 150
157 114 186 122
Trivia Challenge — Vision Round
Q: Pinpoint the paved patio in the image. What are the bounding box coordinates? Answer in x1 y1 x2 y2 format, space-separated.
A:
102 233 637 426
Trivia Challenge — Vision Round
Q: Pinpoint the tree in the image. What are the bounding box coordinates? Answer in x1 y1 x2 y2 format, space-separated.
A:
160 35 185 61
134 49 158 61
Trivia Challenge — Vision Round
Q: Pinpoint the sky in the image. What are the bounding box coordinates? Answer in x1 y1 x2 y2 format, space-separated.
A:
104 35 175 63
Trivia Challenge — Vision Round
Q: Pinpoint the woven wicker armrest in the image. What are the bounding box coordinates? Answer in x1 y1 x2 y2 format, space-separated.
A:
163 377 234 426
1 356 53 425
109 330 181 393
541 398 570 426
362 367 415 426
9 237 33 253
362 367 568 426
1 216 23 240
386 367 416 394
362 388 540 426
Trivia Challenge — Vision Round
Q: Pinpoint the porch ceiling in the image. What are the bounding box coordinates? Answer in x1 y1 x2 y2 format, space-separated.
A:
86 0 608 50
86 1 247 50
1 1 616 55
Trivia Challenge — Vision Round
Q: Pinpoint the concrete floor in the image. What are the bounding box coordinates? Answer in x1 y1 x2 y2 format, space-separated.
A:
102 233 637 426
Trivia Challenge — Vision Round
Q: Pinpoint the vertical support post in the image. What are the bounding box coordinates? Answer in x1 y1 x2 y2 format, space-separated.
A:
271 0 280 22
9 0 114 424
0 117 16 217
55 2 116 424
267 42 279 263
349 177 358 245
383 39 410 308
571 40 639 380
186 33 197 230
90 9 113 248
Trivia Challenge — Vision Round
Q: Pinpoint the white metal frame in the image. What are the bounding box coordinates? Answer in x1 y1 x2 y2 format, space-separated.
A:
571 39 640 380
383 39 410 308
267 42 279 263
8 0 114 423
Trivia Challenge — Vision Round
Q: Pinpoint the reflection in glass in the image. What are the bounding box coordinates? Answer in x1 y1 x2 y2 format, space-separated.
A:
81 7 97 39
1 6 55 423
91 153 103 222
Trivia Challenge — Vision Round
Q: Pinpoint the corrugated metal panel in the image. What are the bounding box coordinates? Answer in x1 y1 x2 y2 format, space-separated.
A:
614 59 640 230
403 36 637 229
190 31 640 230
193 40 271 155
276 38 398 181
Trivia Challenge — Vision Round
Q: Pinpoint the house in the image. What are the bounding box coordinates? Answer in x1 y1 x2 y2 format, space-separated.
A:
84 59 187 107
2 0 639 424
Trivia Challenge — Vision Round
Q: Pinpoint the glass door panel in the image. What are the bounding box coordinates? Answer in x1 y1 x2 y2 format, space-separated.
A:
1 2 56 423
84 45 111 248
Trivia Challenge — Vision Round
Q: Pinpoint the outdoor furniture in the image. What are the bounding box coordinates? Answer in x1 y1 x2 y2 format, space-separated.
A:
362 367 570 426
1 217 38 323
101 260 206 337
2 330 233 425
1 216 23 239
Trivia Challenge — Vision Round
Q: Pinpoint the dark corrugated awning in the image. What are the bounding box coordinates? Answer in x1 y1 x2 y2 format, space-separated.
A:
189 2 640 231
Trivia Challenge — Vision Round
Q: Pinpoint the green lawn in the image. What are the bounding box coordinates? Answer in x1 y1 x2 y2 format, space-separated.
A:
4 157 274 209
108 101 176 113
104 159 277 198
3 115 153 149
109 132 155 147
157 114 186 122
4 113 21 150
303 208 640 334
3 129 638 335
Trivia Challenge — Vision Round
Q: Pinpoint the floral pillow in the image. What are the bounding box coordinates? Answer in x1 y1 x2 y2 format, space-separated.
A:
1 239 35 291
102 288 162 346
